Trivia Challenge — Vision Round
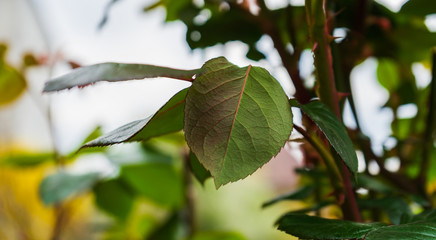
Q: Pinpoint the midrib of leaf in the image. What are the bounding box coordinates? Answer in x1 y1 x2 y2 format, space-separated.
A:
220 65 251 173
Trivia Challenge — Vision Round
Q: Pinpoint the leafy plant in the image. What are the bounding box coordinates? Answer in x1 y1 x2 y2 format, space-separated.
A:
38 0 436 239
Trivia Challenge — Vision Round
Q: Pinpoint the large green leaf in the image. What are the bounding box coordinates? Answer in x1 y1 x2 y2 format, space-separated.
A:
276 214 385 239
83 88 187 148
121 162 183 207
93 179 134 221
43 62 201 92
39 171 100 205
184 57 292 187
364 222 436 240
291 100 358 173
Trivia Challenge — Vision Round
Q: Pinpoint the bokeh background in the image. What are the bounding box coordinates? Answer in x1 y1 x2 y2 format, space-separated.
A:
0 0 435 239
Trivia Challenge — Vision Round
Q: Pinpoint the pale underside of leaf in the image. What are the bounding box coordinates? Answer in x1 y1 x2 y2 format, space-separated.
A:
184 57 292 187
43 62 201 92
83 88 188 148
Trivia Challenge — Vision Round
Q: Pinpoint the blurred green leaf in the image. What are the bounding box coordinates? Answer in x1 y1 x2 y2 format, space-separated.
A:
377 59 400 91
39 171 100 205
146 213 180 240
184 57 292 187
276 214 385 239
291 100 358 173
0 152 53 167
189 231 246 240
408 209 436 223
356 175 394 194
400 0 436 17
185 6 264 61
43 63 201 92
358 197 411 225
94 179 134 221
289 201 333 214
0 44 26 106
189 151 211 185
262 185 314 208
83 88 187 148
121 162 183 207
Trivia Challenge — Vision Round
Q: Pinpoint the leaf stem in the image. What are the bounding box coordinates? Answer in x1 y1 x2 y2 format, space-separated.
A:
305 0 361 221
294 125 344 195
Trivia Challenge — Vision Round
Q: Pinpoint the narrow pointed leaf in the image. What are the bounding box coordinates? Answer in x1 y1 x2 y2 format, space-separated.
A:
262 185 315 208
291 99 358 173
365 222 436 240
43 62 201 92
276 214 385 239
83 88 187 148
184 57 292 187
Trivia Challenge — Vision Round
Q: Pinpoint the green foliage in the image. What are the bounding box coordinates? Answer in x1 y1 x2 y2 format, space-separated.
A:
43 62 201 92
364 222 436 240
189 231 246 240
83 88 187 147
94 179 134 220
276 213 386 239
184 57 292 187
0 44 26 106
121 162 183 207
39 171 100 205
262 185 314 208
27 0 436 239
291 100 358 173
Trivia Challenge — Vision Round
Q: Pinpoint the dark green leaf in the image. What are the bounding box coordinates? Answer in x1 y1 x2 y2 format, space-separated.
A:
358 197 411 225
83 88 187 148
184 57 293 187
365 222 436 240
93 179 134 221
291 100 358 173
408 209 436 223
185 7 264 61
262 185 314 208
356 175 394 194
276 214 385 239
43 63 201 92
39 171 100 205
189 151 211 185
146 213 180 240
121 162 183 207
189 231 246 240
400 0 436 17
